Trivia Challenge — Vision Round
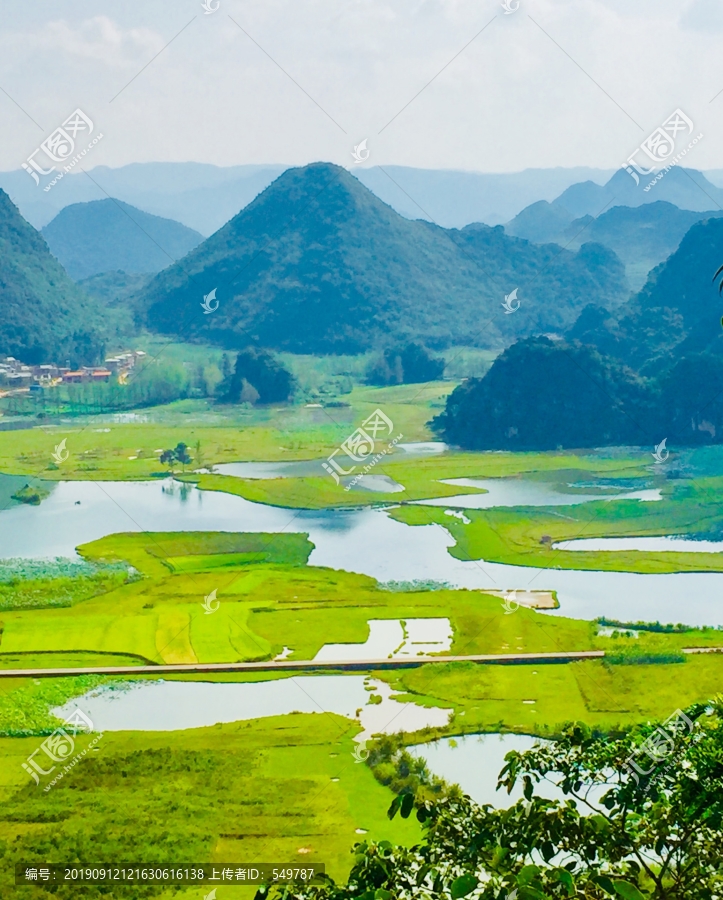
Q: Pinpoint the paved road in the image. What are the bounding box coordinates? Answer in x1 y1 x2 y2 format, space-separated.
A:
0 647 718 679
0 650 606 678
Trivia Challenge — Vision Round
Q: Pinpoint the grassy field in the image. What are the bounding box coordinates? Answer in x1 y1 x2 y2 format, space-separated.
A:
389 478 723 574
0 382 452 482
1 525 722 896
2 530 723 670
0 714 422 898
380 653 723 736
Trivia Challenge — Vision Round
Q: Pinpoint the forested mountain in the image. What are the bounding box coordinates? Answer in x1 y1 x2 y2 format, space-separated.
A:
569 216 723 367
135 162 629 354
0 189 105 365
42 199 203 280
436 216 723 450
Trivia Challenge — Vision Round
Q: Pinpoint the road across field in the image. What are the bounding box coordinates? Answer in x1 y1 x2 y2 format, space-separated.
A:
0 647 718 679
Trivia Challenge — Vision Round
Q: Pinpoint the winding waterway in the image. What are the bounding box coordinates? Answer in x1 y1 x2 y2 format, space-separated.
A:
2 473 722 625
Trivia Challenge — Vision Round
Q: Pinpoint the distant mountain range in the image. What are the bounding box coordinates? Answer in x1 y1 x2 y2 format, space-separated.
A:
134 162 629 354
0 190 105 365
545 166 723 219
0 163 287 236
42 199 204 280
507 199 723 290
0 162 615 234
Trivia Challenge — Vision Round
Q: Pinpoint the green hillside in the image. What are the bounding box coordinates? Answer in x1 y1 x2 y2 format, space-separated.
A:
0 189 105 365
569 215 723 367
136 162 629 354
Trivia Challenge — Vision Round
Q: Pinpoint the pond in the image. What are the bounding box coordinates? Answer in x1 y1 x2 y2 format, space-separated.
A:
417 477 661 509
556 536 723 553
52 675 451 741
313 618 453 661
2 475 723 625
212 442 448 480
409 734 609 810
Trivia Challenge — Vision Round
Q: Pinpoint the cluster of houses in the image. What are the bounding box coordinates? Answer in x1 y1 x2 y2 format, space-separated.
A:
0 350 147 394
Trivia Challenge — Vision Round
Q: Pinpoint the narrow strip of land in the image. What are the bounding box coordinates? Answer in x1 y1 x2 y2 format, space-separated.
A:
0 647 718 679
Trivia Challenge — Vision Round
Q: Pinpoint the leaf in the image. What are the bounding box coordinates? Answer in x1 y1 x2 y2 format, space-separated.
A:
400 792 415 819
450 874 479 899
375 890 393 900
518 866 540 885
555 868 574 895
416 806 428 823
593 876 615 895
523 775 533 801
387 795 402 820
377 841 393 859
613 881 646 900
540 841 555 862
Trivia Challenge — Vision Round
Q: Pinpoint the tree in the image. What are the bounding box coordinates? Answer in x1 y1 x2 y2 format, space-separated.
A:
221 348 294 404
261 699 723 900
174 442 192 471
367 343 445 386
159 443 192 473
159 449 175 472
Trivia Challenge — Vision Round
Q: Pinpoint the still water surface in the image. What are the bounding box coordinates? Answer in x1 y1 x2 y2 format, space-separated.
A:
2 475 723 625
53 675 451 741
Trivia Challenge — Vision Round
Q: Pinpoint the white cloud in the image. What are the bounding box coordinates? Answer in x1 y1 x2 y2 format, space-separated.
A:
0 0 721 173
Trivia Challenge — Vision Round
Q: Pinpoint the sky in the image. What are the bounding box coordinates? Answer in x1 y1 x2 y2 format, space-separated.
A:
1 0 723 175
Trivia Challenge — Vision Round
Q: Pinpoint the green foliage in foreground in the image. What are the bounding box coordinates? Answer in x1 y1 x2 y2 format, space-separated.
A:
269 699 723 900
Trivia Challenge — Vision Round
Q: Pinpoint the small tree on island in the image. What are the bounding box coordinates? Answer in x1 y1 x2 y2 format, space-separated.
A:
159 443 192 474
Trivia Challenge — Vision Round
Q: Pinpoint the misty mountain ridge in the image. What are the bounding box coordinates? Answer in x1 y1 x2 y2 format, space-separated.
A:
42 199 203 280
0 162 615 234
506 199 723 290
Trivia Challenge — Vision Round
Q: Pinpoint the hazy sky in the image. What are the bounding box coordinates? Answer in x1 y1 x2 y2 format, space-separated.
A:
2 0 723 174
